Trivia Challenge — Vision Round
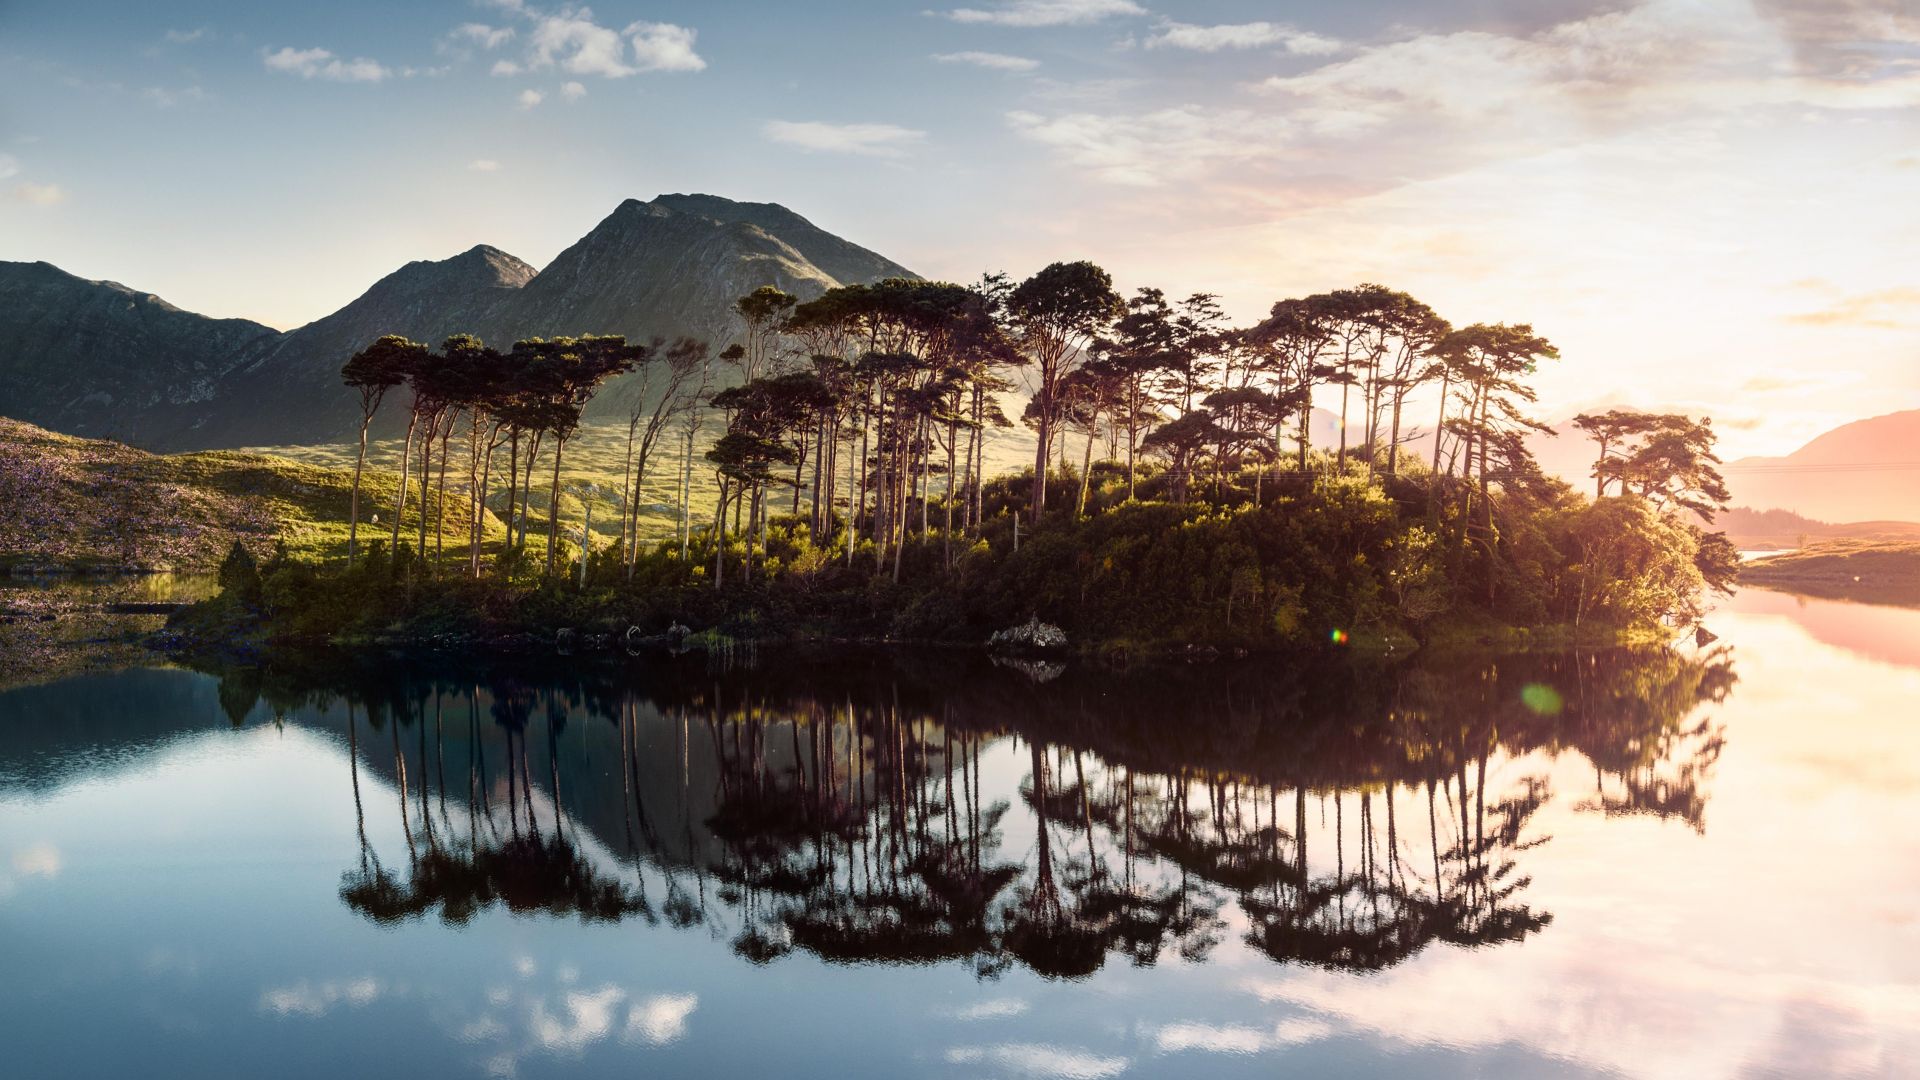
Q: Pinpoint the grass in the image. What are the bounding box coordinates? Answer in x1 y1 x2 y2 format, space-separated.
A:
5 409 1035 575
0 417 499 572
243 417 1041 547
1741 539 1920 608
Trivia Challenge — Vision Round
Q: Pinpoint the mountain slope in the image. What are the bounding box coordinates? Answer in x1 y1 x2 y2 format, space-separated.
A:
0 262 280 445
1723 410 1920 523
0 194 916 450
649 193 916 286
485 198 843 348
211 244 538 447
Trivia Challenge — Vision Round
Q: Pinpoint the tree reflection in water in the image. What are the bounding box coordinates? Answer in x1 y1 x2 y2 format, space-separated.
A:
215 644 1733 979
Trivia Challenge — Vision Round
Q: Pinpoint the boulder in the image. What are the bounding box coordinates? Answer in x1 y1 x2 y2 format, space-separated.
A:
988 617 1068 654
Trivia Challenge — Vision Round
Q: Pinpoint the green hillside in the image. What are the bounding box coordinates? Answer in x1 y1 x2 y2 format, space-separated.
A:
0 417 499 572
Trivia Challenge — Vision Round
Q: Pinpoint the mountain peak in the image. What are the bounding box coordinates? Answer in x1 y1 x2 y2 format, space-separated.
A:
629 192 917 286
1 194 918 449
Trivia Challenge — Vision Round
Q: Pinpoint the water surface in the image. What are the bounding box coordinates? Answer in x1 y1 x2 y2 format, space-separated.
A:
1 590 1916 1078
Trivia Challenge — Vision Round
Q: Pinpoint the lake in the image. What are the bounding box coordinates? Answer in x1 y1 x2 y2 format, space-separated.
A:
1 589 1916 1078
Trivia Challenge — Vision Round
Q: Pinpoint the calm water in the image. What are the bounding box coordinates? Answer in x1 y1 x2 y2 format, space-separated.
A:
2 590 1916 1079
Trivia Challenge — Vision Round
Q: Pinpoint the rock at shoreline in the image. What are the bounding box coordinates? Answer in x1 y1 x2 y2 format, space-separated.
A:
988 617 1067 654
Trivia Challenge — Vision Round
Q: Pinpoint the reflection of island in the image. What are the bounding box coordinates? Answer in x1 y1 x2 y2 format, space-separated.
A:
210 645 1733 979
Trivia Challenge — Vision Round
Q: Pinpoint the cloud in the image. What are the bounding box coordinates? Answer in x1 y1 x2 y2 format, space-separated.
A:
455 23 516 50
491 59 524 77
943 1044 1128 1079
518 88 545 109
262 46 391 83
561 80 587 100
1784 287 1920 328
163 27 208 45
142 85 210 108
1009 0 1920 200
952 998 1030 1020
11 842 62 877
513 7 704 78
623 993 698 1045
531 985 625 1053
10 182 67 205
0 154 18 181
937 0 1146 28
260 978 382 1017
1145 21 1342 55
935 50 1041 71
469 159 502 172
763 120 926 158
528 10 633 76
626 21 706 73
1752 0 1920 80
1152 1017 1333 1054
1007 105 1285 187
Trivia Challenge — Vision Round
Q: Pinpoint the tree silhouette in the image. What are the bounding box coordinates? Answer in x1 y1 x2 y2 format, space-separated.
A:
340 336 420 565
1008 262 1124 517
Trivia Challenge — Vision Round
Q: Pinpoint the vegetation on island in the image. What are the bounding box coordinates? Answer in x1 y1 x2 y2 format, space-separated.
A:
1742 540 1920 608
166 264 1742 654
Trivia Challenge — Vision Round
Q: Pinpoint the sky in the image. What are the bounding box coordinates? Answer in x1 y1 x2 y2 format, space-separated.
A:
2 0 1918 458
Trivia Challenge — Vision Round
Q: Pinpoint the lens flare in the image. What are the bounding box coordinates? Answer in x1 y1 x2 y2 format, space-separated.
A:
1520 682 1564 716
1329 628 1349 645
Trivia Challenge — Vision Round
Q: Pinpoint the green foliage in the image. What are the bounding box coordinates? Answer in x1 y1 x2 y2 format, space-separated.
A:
218 541 262 605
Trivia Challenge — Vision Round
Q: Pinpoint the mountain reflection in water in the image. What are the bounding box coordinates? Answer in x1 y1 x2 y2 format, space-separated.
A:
196 645 1735 980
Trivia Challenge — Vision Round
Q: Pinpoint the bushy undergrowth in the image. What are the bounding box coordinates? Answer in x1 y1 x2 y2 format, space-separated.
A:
172 461 1733 654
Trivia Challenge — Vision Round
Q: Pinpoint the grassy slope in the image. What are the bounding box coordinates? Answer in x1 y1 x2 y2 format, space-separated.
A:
1741 540 1920 608
244 417 1040 546
0 417 501 572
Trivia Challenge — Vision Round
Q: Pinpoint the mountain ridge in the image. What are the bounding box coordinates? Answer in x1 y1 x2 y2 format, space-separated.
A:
0 194 915 450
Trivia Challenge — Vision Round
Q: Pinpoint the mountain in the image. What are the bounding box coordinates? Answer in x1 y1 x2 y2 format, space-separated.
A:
1722 411 1920 524
209 245 537 447
0 194 915 450
0 262 280 446
478 196 914 355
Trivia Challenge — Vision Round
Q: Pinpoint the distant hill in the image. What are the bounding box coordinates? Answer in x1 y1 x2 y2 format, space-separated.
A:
1520 409 1920 525
0 262 281 447
1704 506 1920 549
0 194 915 450
1721 410 1920 524
0 416 488 572
1743 540 1920 609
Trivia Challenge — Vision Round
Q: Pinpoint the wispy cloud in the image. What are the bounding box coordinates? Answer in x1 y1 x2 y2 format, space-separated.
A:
951 998 1030 1020
1007 105 1283 187
1145 21 1341 56
10 182 67 206
943 1043 1128 1078
163 27 209 45
468 159 502 172
1010 0 1920 198
259 978 382 1017
453 23 516 50
1753 0 1920 80
935 50 1041 71
1152 1017 1333 1054
262 46 391 83
142 85 210 108
517 88 545 109
561 80 587 101
764 120 926 158
936 0 1145 28
1784 287 1920 329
